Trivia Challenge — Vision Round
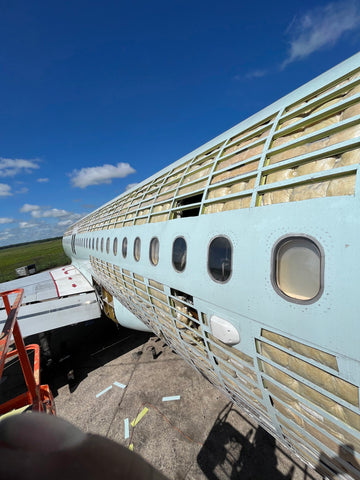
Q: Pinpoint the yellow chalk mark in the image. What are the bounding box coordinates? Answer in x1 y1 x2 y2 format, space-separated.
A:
131 407 149 427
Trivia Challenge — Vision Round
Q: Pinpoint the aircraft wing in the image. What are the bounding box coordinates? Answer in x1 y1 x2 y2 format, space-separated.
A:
0 266 101 337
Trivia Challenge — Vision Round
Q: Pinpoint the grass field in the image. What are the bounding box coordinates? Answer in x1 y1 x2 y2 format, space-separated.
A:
0 238 71 283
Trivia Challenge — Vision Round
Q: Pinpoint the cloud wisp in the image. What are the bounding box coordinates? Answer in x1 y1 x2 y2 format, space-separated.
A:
70 162 136 188
283 0 360 67
0 218 14 224
0 158 40 177
0 184 12 196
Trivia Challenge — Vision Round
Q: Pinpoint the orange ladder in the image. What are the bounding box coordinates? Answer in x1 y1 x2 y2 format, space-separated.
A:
0 288 55 416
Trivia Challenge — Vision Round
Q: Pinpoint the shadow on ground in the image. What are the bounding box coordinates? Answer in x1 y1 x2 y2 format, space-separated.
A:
26 315 150 397
197 403 315 480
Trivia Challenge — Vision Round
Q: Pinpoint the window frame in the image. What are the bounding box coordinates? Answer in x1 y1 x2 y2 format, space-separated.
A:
149 237 160 266
133 237 141 262
113 237 118 256
122 237 128 258
271 234 324 304
172 236 187 272
207 235 233 284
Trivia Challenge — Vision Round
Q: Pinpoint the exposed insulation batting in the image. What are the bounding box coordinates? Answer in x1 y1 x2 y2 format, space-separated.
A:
149 213 168 223
135 289 149 302
139 199 153 208
156 192 173 202
327 174 356 196
152 202 171 213
258 342 358 406
207 177 256 199
189 155 216 171
181 166 212 185
134 218 147 225
219 144 264 166
203 196 251 214
177 179 207 196
206 334 254 365
212 163 259 184
148 279 164 291
266 167 298 183
337 148 360 166
260 174 356 206
148 288 167 303
227 118 273 146
138 208 150 216
223 375 263 400
134 280 146 292
261 330 338 370
151 297 171 313
261 364 360 431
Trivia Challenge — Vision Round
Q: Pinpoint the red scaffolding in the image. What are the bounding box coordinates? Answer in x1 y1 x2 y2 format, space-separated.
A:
0 288 55 416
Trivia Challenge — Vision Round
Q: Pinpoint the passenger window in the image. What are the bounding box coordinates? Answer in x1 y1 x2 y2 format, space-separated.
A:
134 237 141 261
208 236 232 282
113 238 118 256
96 238 99 251
274 236 323 302
106 237 110 254
101 238 104 253
172 237 186 272
149 237 159 266
122 237 127 258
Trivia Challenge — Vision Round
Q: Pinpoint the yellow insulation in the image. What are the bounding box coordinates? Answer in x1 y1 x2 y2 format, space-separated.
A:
206 333 254 365
259 342 358 406
207 177 256 199
181 166 212 185
270 122 360 164
213 161 260 184
149 213 168 223
148 279 164 291
218 143 264 166
203 196 251 214
261 330 338 370
261 174 356 206
266 380 360 449
223 376 264 402
261 364 360 430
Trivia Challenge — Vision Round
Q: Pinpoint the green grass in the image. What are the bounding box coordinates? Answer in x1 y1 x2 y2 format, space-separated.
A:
0 237 71 283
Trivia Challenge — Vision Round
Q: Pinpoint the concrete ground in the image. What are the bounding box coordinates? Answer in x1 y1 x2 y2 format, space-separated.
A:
30 316 323 480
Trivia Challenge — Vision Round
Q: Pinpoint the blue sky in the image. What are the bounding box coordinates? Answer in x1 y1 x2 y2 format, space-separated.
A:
1 0 360 246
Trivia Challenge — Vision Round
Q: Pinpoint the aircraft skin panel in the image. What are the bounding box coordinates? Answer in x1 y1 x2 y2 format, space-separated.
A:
0 266 101 336
62 53 360 479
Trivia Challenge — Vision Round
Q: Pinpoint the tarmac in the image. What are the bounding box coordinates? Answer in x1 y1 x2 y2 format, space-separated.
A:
29 315 324 480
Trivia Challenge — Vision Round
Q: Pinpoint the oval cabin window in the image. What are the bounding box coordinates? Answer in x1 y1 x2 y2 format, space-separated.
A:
172 237 186 272
100 238 104 253
96 238 99 251
208 236 232 283
134 237 141 261
106 237 110 254
149 237 159 266
274 236 323 302
113 238 118 256
122 237 127 258
92 238 95 250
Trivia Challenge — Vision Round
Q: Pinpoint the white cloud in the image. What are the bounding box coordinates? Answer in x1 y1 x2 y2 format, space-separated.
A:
125 182 139 191
0 158 40 177
19 221 37 229
283 1 360 67
20 204 41 213
15 187 29 194
244 69 268 80
70 162 136 188
0 184 12 196
31 208 69 219
0 217 14 224
37 178 49 183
